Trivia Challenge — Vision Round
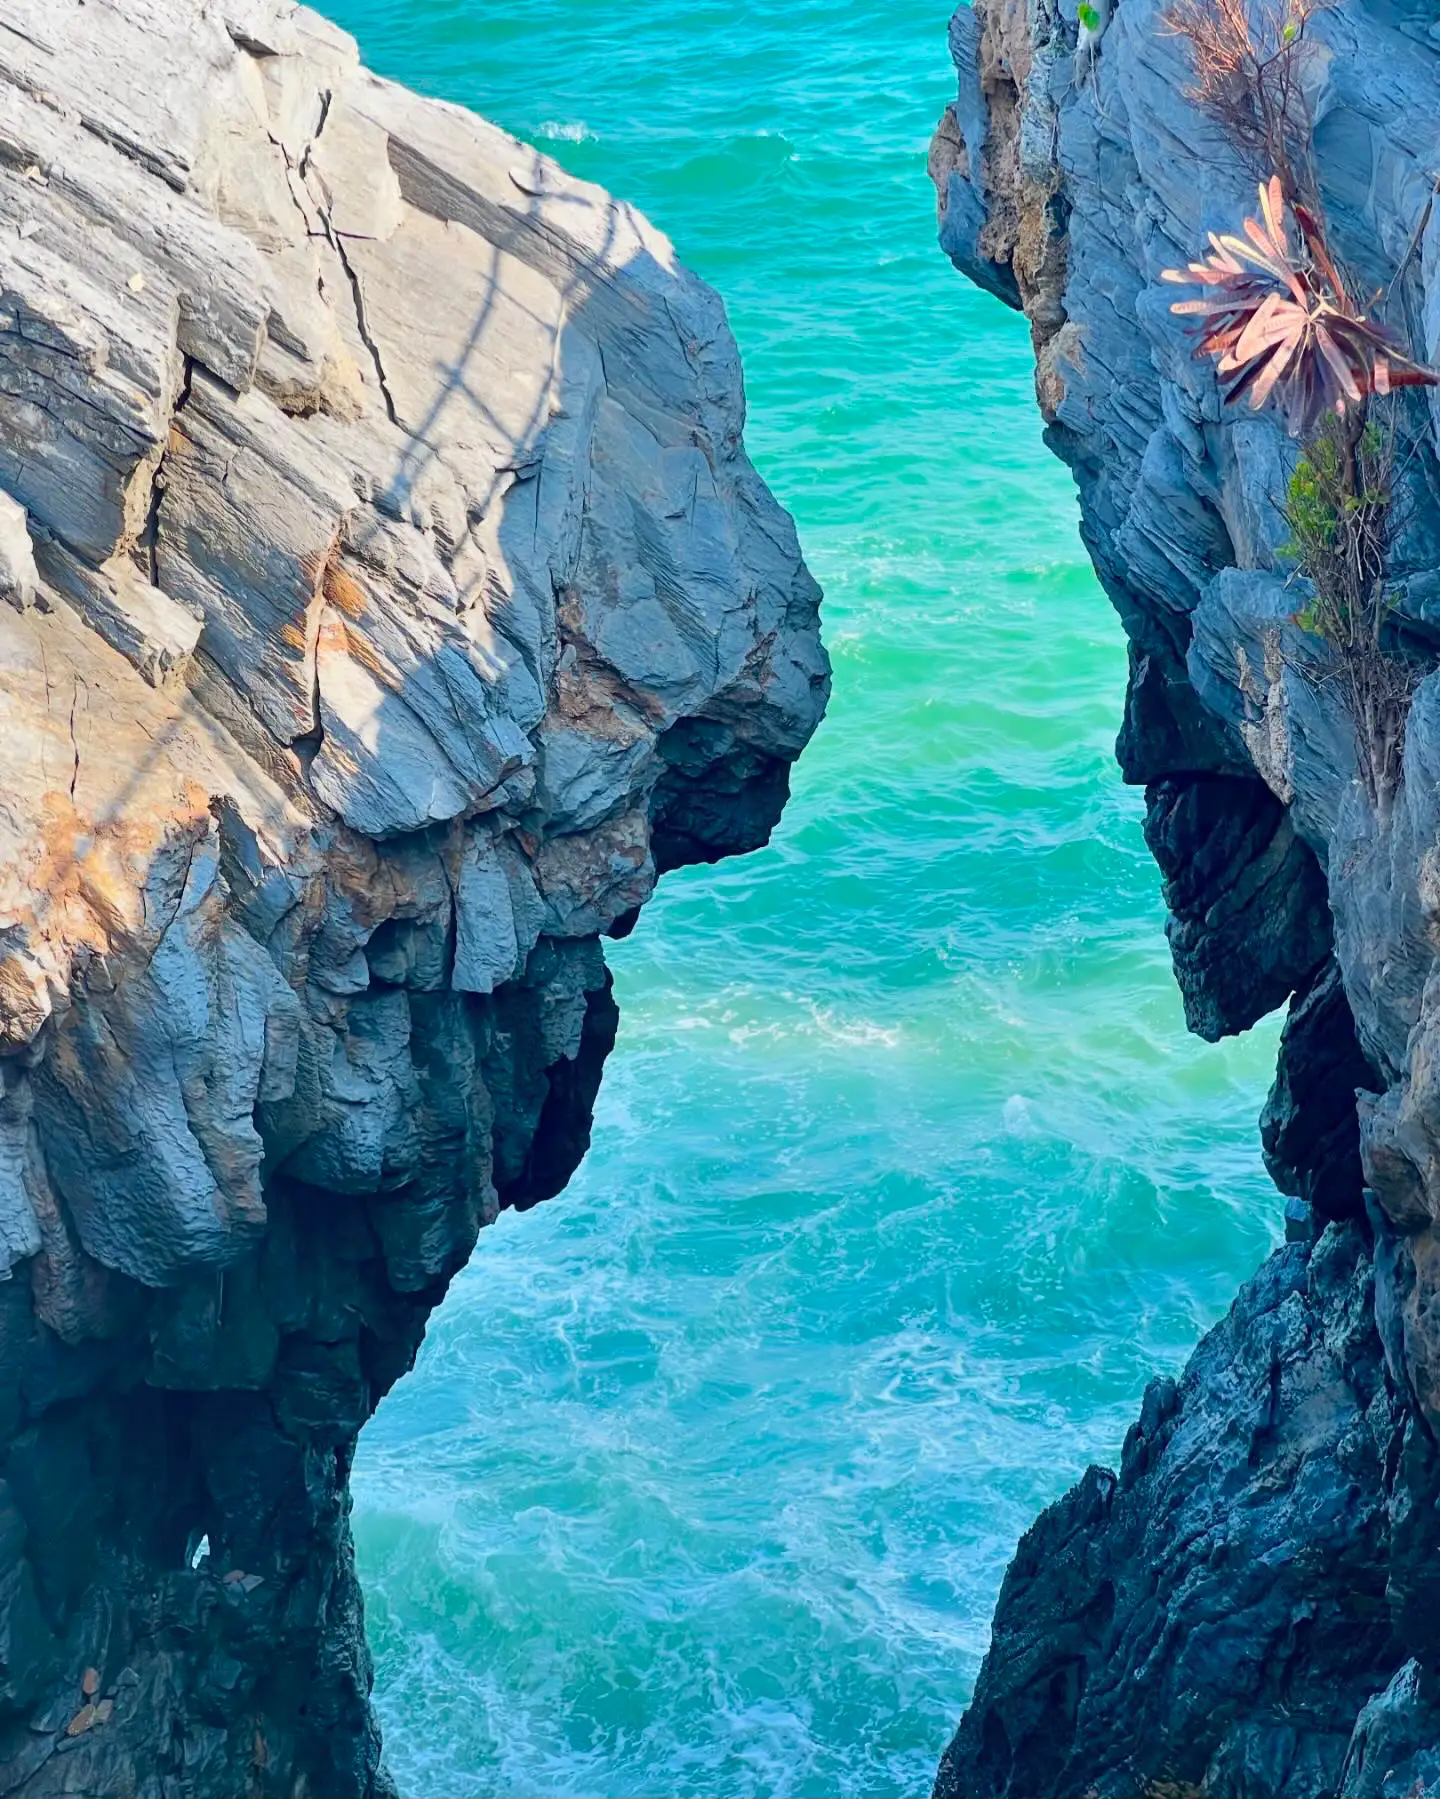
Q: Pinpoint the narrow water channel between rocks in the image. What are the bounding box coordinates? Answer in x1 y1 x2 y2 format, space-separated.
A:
319 0 1286 1792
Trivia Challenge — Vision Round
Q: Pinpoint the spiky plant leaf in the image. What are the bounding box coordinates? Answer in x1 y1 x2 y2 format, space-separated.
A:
1161 177 1438 434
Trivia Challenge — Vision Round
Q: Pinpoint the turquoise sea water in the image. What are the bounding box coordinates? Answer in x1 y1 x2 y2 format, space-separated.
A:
317 2 1285 1792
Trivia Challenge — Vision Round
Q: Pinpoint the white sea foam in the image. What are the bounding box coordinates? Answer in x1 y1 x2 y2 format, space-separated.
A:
1002 1093 1034 1133
538 120 594 142
801 1000 900 1049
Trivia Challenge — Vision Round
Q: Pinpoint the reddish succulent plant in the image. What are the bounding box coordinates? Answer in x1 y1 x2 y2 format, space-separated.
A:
1162 176 1438 435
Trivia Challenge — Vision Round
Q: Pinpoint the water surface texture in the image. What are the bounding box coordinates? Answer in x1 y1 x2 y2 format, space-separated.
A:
318 2 1283 1791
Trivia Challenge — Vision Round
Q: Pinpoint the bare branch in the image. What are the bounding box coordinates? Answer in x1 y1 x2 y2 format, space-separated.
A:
1163 0 1334 206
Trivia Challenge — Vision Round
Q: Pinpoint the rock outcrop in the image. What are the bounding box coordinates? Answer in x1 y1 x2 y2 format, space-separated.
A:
0 1 828 1792
931 2 1440 1794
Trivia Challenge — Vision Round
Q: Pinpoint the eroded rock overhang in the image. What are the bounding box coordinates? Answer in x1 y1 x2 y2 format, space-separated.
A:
0 0 829 1791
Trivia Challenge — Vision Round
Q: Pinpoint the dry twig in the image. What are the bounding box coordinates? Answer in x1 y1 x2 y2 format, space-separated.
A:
1163 0 1333 204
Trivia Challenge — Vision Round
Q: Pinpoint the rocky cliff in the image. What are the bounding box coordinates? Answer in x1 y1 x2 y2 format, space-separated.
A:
0 1 828 1792
931 2 1440 1794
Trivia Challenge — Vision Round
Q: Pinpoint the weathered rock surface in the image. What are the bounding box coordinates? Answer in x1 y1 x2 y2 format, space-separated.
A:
931 1 1440 1794
0 1 828 1792
936 1223 1400 1799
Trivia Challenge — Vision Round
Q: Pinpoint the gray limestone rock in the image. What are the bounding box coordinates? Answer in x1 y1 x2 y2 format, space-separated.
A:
0 0 829 1792
1341 1661 1440 1798
935 1225 1399 1799
931 1 1440 1793
0 499 35 615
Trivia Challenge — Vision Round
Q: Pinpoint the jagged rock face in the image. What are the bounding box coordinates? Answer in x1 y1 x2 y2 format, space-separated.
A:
930 2 1440 1795
0 1 828 1792
936 1223 1402 1799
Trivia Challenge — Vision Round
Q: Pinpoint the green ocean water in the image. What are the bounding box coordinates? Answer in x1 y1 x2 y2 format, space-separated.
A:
315 1 1285 1792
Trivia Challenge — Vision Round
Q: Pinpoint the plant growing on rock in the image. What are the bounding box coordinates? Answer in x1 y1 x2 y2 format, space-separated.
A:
1281 415 1417 803
1164 178 1439 806
1164 0 1332 205
1161 177 1438 435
